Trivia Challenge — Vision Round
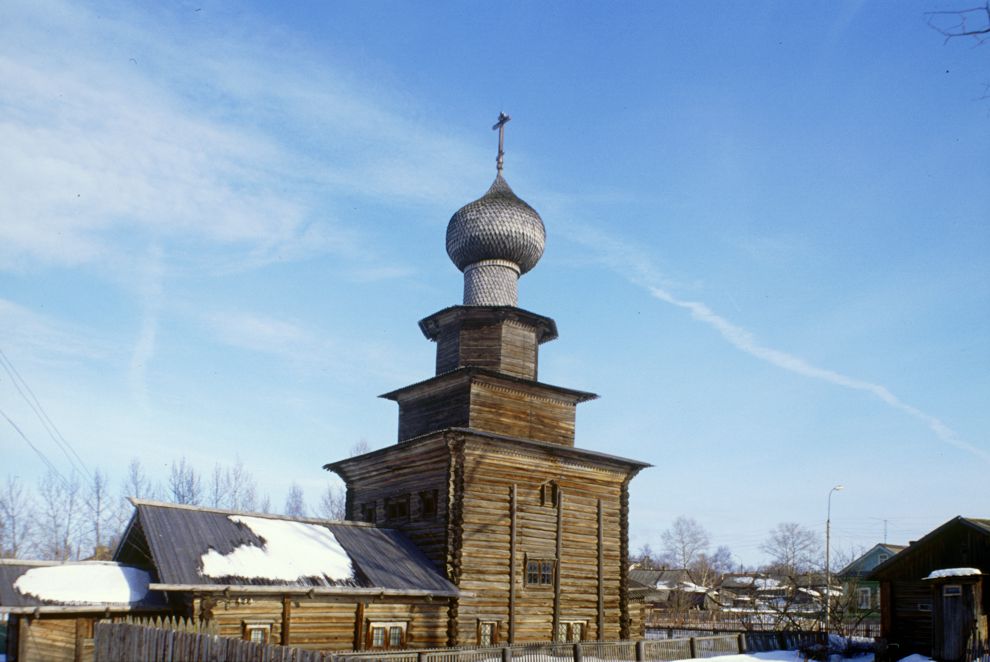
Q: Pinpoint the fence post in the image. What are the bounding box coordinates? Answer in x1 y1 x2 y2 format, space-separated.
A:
737 633 747 653
418 653 428 662
573 642 582 662
689 637 697 659
635 640 645 661
501 646 512 662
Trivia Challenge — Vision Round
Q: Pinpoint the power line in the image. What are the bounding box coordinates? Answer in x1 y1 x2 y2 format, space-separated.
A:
0 348 91 480
0 405 71 487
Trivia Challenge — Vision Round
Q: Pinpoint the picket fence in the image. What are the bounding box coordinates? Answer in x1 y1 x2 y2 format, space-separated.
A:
93 623 822 662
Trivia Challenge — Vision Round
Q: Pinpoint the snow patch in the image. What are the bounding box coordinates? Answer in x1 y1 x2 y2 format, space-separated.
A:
925 567 981 579
200 515 354 583
13 563 150 604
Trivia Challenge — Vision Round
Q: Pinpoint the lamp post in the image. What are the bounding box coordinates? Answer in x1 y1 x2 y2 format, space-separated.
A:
825 484 844 636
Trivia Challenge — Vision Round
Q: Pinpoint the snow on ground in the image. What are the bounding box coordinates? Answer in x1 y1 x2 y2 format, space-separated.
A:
200 515 354 583
897 656 932 662
668 652 873 662
13 562 150 604
925 567 981 579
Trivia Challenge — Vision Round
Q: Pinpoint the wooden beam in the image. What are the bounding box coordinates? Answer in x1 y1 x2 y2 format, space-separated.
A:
281 595 291 646
509 483 517 644
597 498 604 641
552 488 564 642
74 617 86 662
354 602 365 651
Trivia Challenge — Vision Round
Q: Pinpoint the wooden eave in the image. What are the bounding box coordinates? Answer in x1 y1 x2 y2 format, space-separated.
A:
418 305 558 344
148 584 459 599
0 604 168 615
868 515 990 581
378 366 598 404
324 427 650 477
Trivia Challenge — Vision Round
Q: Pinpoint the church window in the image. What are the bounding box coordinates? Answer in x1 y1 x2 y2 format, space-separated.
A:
540 481 559 507
478 620 498 646
419 490 438 519
361 503 376 523
526 558 555 586
386 495 410 521
557 621 585 642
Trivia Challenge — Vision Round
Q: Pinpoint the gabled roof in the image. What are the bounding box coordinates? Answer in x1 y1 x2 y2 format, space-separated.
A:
116 500 457 597
868 516 990 582
838 542 907 578
0 559 166 614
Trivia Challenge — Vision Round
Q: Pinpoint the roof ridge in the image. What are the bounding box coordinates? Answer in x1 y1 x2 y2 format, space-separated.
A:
129 498 379 528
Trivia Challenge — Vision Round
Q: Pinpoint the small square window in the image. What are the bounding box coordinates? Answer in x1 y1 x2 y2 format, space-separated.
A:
369 621 407 649
419 490 438 519
478 621 498 646
386 495 410 521
526 558 555 586
243 623 271 643
361 503 376 523
944 584 962 597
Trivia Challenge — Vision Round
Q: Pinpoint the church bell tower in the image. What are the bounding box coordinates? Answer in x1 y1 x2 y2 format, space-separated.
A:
326 114 648 647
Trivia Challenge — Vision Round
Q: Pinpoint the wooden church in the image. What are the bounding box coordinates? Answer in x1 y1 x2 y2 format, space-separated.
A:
325 115 649 646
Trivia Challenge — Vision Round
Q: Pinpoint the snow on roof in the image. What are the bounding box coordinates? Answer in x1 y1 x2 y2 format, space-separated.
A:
200 515 354 583
925 567 981 580
14 563 150 605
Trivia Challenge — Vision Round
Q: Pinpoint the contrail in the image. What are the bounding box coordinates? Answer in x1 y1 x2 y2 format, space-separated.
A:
570 222 987 463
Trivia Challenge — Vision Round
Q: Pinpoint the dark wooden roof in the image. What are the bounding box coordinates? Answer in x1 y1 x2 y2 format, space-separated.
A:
868 516 990 581
326 427 651 476
379 366 598 404
119 500 457 596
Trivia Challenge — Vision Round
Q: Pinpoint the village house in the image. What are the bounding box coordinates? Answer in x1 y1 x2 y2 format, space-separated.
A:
869 516 990 662
0 559 167 662
838 542 905 614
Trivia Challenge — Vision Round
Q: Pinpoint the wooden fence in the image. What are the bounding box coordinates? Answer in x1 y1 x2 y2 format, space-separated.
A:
94 623 823 662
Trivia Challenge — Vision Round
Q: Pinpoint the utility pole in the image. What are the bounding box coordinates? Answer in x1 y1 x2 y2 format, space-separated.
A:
825 484 844 636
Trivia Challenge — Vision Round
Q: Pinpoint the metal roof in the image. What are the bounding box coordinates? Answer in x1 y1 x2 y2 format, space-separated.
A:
123 500 457 596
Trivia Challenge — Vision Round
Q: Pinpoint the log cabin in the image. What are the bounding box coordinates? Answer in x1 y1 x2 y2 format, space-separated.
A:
325 122 650 646
0 559 167 662
869 516 990 661
113 499 457 652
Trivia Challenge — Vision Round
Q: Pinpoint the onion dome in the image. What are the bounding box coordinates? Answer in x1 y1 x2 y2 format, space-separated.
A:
445 174 546 306
446 174 546 274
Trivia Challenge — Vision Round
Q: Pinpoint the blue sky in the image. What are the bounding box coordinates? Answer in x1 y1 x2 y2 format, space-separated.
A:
1 0 987 566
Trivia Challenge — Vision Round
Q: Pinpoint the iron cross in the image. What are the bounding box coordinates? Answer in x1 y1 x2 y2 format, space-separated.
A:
492 112 511 172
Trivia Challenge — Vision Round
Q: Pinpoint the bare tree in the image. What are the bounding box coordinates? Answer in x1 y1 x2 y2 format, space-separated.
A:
349 439 372 457
0 475 33 558
122 457 158 501
283 483 306 517
208 459 258 511
317 484 346 520
36 469 81 561
927 2 990 43
632 543 662 570
258 493 273 514
83 469 120 559
168 457 203 505
661 516 711 569
760 522 822 576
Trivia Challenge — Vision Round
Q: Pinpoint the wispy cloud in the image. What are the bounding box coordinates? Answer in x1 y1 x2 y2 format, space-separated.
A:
0 0 483 277
127 244 165 412
568 223 988 463
0 298 112 365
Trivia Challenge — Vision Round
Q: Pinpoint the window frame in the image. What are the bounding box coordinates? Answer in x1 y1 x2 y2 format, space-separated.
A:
385 494 410 521
367 621 408 650
242 620 273 643
557 620 586 642
477 620 499 646
525 556 556 587
418 489 438 519
857 587 871 609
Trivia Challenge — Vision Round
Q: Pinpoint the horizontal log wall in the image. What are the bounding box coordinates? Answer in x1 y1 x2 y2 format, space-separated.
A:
342 438 450 569
468 381 576 447
21 616 77 662
455 438 628 645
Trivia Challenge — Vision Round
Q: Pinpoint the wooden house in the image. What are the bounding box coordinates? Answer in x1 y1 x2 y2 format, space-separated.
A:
869 516 990 660
838 542 905 614
114 499 457 652
326 144 649 645
0 559 167 662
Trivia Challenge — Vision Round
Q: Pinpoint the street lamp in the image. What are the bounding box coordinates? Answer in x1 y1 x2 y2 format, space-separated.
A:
825 484 844 636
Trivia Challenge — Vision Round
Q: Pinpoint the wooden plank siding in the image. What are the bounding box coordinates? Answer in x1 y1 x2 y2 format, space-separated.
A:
21 617 79 662
453 438 629 645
